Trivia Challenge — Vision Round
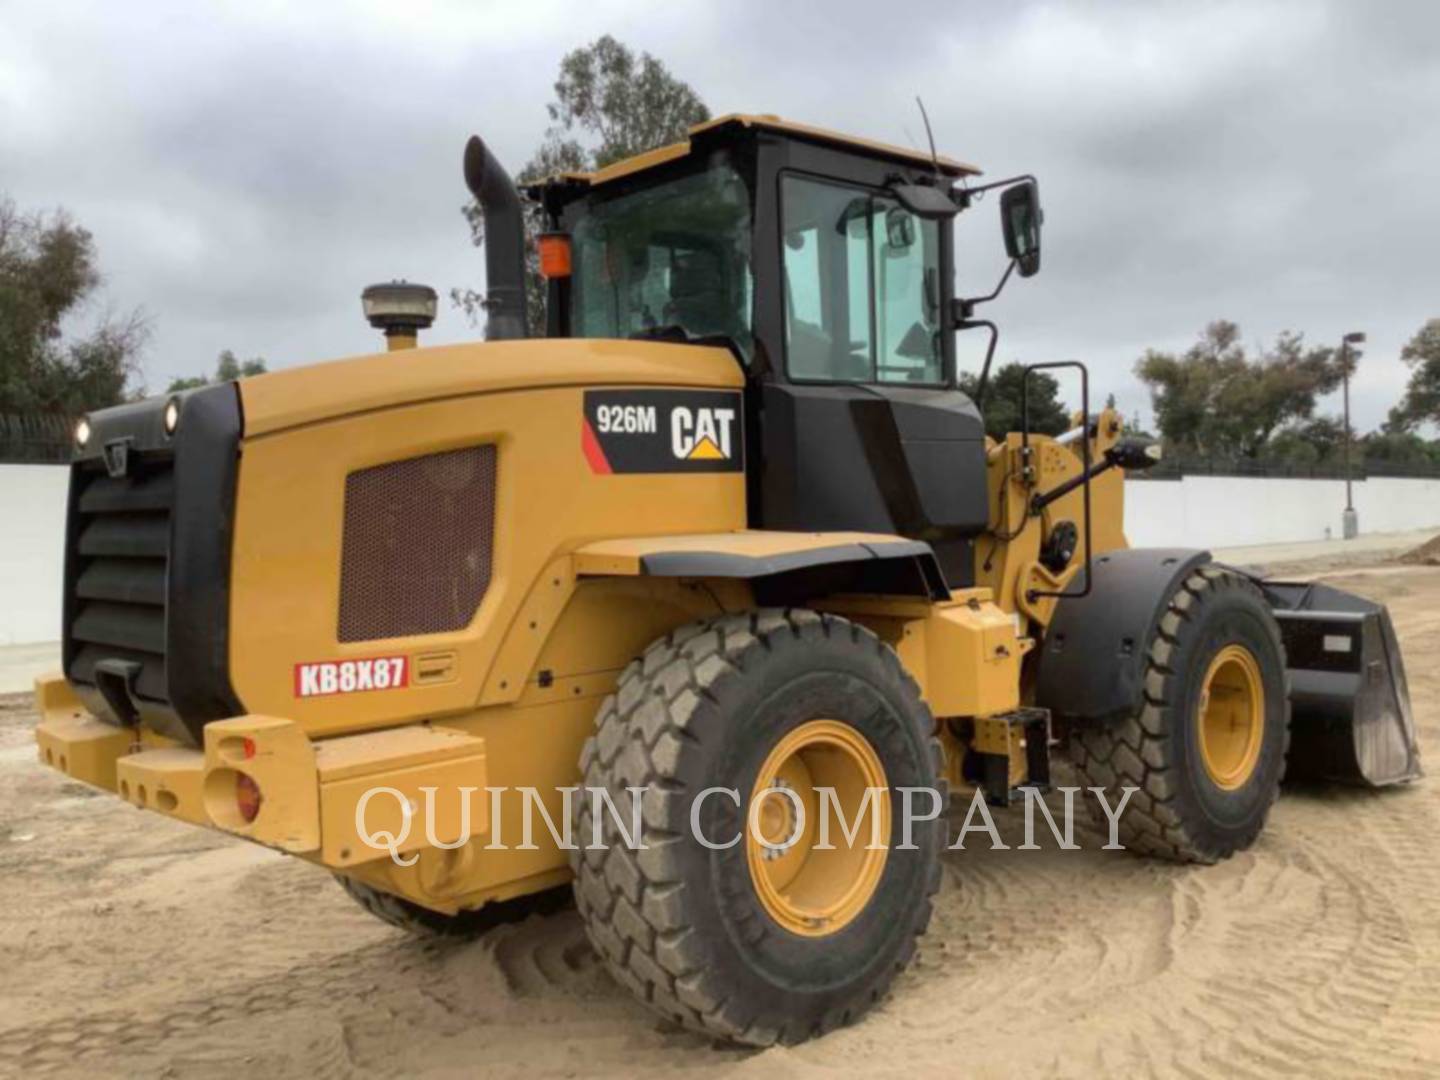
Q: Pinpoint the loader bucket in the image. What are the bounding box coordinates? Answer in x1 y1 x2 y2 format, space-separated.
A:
1262 580 1422 787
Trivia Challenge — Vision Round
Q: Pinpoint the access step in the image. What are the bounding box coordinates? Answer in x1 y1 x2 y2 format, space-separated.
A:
962 707 1052 806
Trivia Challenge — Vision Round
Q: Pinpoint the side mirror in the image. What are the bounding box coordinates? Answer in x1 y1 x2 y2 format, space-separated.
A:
885 207 916 250
1000 181 1042 277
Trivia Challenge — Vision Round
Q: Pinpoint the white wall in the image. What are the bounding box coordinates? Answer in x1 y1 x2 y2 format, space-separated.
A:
0 464 68 646
1 465 1439 647
1124 475 1440 549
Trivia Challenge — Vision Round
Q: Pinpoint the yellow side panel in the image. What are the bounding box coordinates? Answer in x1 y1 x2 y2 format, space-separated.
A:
319 752 489 869
482 574 750 704
229 385 746 738
345 694 600 912
239 338 742 437
922 603 1025 717
823 593 1026 719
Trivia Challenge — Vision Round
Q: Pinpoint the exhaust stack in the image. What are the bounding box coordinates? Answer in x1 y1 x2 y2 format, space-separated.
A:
463 135 528 341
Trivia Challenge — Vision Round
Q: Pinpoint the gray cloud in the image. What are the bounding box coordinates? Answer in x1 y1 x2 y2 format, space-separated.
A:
2 0 1436 429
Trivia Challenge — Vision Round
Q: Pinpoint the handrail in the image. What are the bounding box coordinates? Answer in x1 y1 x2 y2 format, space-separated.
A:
1022 361 1091 603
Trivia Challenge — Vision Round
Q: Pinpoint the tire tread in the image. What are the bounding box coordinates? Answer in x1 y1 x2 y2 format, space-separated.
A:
572 608 943 1046
1070 567 1290 863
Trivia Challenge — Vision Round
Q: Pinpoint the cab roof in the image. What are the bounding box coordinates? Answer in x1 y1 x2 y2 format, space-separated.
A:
547 113 981 189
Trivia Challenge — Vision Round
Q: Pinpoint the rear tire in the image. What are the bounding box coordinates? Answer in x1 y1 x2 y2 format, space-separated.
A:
335 875 571 938
572 609 944 1046
1070 565 1289 863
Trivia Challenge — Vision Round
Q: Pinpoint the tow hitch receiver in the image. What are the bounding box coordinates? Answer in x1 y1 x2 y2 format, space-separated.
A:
1264 581 1421 787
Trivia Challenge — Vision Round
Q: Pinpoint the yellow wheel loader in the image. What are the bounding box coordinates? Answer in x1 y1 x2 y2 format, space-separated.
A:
35 114 1420 1046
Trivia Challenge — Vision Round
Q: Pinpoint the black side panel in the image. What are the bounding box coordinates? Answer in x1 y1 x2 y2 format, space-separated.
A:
165 384 245 734
757 382 987 572
634 537 949 602
1035 547 1211 722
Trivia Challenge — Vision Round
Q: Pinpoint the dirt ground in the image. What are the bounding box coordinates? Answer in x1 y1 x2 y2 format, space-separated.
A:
2 564 1438 1078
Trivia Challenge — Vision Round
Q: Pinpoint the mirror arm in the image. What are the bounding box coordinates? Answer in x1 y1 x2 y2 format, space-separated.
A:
953 172 1038 205
956 318 1000 411
953 258 1017 322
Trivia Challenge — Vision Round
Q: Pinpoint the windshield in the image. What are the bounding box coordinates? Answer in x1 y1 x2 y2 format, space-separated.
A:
570 165 753 357
781 174 943 384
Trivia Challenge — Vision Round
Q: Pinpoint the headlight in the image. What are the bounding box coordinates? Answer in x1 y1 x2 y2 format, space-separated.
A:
164 398 181 436
75 418 91 448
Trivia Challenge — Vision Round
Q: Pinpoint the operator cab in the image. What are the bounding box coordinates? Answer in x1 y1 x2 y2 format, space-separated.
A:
524 114 1042 587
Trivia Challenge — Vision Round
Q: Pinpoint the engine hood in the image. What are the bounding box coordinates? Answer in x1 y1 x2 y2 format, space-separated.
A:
238 338 743 438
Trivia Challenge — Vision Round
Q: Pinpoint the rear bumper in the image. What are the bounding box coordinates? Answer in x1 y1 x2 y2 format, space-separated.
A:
33 673 489 869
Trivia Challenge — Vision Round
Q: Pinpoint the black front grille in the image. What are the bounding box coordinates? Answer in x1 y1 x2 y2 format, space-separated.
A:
61 384 244 744
66 455 175 704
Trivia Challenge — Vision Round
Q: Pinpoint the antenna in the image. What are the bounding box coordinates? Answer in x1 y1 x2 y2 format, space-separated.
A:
915 96 941 180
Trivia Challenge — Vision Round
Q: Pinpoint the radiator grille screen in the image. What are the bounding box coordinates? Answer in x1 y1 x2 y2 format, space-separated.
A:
338 445 497 642
66 454 174 702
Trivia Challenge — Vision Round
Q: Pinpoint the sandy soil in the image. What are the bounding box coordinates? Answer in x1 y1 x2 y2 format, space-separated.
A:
2 564 1439 1078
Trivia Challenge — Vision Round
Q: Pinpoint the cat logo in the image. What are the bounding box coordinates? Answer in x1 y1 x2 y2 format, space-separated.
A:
582 389 744 474
671 406 736 461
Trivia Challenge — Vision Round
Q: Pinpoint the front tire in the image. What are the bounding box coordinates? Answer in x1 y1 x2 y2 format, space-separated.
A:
572 609 944 1046
1071 565 1289 863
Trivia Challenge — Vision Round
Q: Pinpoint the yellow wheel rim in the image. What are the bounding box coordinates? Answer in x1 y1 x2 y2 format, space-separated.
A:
1197 644 1265 790
746 719 890 937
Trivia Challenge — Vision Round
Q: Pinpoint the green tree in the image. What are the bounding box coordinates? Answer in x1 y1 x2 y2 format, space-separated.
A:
1263 429 1320 467
1135 321 1344 458
166 349 267 393
453 36 710 334
0 196 148 415
958 362 1070 440
1387 318 1440 432
1265 416 1345 465
1361 429 1436 467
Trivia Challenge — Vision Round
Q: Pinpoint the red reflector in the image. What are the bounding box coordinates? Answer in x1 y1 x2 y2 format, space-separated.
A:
235 773 262 823
536 232 572 279
242 737 256 760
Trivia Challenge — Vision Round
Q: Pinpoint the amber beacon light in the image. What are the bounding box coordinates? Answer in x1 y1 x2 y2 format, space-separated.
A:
536 232 572 279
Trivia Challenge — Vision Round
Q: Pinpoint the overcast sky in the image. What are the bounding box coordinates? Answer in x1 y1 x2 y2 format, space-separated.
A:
3 0 1437 430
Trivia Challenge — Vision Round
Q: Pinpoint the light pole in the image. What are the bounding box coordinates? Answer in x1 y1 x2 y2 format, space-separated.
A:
1340 330 1365 539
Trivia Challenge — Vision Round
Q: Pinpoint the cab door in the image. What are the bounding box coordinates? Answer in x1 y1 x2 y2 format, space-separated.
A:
757 171 988 585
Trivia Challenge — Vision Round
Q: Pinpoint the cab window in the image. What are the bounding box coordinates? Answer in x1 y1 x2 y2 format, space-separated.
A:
570 165 753 358
781 174 943 384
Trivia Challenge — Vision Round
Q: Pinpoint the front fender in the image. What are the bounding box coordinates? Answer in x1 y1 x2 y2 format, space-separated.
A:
1034 547 1211 723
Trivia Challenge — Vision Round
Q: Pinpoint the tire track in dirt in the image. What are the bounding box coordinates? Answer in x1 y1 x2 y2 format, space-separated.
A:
2 566 1439 1076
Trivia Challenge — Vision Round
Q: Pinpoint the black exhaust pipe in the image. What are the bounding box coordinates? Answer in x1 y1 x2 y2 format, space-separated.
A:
463 135 528 341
